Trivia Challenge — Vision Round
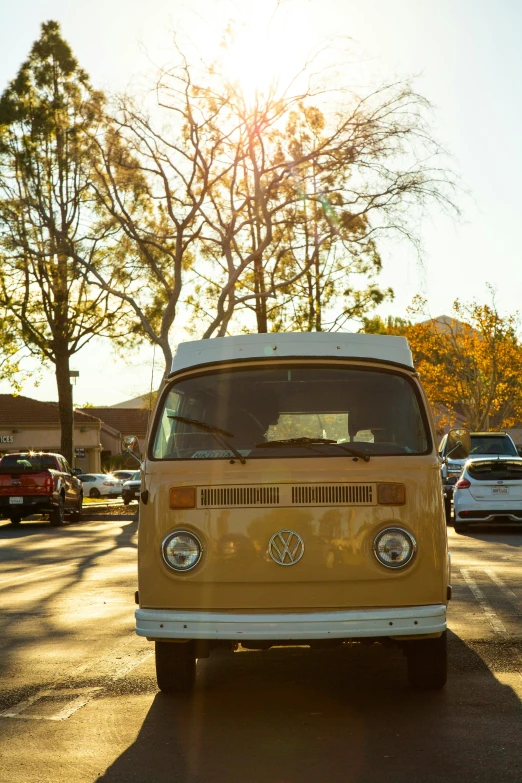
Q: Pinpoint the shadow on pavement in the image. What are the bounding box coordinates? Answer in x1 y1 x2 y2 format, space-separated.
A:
96 632 521 783
0 513 138 539
0 517 138 707
450 522 522 542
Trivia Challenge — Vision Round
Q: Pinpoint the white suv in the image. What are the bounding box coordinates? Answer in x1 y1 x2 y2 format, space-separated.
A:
453 457 522 532
439 432 518 522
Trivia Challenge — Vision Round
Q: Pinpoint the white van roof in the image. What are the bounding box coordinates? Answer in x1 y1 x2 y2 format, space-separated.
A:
170 332 414 374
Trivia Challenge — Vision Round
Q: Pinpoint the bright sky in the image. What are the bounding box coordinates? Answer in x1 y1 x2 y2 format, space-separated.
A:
1 0 521 405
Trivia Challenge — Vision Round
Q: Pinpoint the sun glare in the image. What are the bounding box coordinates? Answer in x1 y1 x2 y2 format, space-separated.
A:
217 2 316 100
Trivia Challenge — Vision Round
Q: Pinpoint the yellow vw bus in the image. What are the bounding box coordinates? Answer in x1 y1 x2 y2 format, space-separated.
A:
132 333 451 693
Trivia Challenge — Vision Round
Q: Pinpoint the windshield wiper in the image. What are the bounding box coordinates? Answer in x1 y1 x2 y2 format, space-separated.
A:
256 437 370 462
168 415 246 465
328 442 371 462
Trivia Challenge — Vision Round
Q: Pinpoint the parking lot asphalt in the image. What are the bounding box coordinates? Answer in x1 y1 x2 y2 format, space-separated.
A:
0 517 520 783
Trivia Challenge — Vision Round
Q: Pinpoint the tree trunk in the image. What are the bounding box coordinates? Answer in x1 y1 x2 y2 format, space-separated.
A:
306 271 314 331
254 254 268 333
55 350 73 465
159 337 173 381
314 249 322 331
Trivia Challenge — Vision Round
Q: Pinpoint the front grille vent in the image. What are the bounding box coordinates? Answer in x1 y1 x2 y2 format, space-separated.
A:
198 483 375 508
200 486 280 508
291 484 373 505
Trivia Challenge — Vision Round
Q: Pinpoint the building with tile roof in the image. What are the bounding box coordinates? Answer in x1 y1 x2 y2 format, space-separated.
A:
0 395 150 472
78 407 149 460
0 395 105 472
78 407 149 441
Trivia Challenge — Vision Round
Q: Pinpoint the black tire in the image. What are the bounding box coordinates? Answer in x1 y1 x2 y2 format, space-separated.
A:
9 515 21 525
89 487 101 499
155 641 196 693
123 499 130 506
69 494 83 522
454 523 469 534
444 495 452 524
49 495 65 527
406 631 447 690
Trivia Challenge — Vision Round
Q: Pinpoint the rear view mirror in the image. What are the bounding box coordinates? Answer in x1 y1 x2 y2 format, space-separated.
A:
122 435 141 465
446 428 470 460
122 435 140 453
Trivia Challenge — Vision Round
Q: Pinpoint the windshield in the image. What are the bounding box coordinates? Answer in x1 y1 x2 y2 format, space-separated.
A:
0 454 58 471
468 436 517 457
152 366 429 460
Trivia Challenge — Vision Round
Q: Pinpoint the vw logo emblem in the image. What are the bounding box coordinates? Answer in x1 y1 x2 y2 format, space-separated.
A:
498 481 504 485
268 530 305 566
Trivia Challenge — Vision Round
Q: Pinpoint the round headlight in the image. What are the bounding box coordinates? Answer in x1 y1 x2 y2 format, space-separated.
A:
162 531 202 572
373 527 416 569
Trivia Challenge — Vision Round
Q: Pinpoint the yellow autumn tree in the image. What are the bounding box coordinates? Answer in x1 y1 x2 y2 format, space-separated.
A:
364 296 522 431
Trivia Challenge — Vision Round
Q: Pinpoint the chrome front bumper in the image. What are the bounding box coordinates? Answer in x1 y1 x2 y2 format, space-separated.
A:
135 604 447 641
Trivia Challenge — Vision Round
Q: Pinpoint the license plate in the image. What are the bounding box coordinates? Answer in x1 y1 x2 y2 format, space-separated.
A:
9 497 23 504
492 487 508 495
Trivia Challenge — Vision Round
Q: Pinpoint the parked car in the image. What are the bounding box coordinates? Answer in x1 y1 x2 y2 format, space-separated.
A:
112 470 136 482
453 456 522 533
0 452 83 526
122 471 141 505
77 473 123 498
439 431 518 522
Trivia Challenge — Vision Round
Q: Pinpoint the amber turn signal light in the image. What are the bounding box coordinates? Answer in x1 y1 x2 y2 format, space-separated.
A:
377 483 406 505
169 486 196 509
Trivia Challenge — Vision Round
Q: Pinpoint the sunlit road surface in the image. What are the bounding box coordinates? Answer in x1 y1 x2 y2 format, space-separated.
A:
83 498 136 510
0 519 520 783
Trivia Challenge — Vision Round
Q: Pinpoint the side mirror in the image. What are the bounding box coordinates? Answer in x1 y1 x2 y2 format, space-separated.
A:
122 435 142 466
445 428 470 460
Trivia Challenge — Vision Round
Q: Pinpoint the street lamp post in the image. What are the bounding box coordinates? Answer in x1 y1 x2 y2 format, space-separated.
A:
69 370 79 469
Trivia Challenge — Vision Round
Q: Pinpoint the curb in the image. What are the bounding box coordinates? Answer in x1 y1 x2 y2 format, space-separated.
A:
82 514 138 522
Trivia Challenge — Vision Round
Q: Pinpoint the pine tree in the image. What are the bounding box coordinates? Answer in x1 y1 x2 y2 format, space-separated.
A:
0 21 128 464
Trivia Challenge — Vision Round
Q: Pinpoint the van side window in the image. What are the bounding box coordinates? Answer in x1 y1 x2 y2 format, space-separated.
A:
154 392 181 459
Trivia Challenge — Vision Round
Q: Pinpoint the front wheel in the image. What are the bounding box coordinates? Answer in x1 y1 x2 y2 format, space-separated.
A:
406 631 447 690
155 641 196 693
89 487 101 499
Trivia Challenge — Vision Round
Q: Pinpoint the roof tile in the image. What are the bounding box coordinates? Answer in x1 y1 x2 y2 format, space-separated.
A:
0 395 101 426
78 408 149 438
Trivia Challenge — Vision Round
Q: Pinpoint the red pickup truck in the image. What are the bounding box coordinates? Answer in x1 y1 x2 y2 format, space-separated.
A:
0 452 83 526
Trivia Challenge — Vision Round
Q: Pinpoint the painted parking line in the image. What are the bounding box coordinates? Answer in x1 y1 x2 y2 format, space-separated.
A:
459 568 508 636
0 645 153 721
0 688 102 721
484 569 522 614
111 651 153 680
